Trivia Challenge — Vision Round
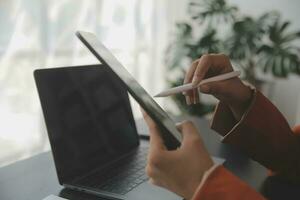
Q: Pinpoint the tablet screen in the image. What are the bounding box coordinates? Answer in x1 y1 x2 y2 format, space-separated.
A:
76 31 181 149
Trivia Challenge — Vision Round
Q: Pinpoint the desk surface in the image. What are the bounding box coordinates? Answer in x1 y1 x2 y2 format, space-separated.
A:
0 117 299 200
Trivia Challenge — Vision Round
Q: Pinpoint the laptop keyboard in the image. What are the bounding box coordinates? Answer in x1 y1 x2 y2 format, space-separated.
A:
88 146 149 195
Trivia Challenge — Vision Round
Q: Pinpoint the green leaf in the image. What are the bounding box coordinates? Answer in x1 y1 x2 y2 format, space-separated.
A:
279 21 291 33
189 0 238 25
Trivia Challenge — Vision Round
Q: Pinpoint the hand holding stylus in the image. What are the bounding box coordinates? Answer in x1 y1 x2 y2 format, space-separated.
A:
183 54 253 121
154 71 241 97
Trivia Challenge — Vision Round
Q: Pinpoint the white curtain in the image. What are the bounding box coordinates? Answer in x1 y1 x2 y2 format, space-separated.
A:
0 0 189 166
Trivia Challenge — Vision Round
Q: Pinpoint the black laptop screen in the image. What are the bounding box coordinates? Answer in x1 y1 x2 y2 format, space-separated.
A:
34 65 139 183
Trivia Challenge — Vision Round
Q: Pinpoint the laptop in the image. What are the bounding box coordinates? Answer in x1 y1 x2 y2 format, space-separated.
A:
34 65 182 200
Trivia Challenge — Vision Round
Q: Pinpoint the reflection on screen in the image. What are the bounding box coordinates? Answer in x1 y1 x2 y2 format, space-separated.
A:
36 65 139 183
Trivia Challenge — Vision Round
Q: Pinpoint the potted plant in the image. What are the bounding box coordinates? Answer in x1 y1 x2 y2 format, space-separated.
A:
165 0 300 117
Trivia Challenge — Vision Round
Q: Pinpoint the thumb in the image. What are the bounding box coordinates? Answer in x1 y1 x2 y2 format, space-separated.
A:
176 121 201 145
141 108 166 150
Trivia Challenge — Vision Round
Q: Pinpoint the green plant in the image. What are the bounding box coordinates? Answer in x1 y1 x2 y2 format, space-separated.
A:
258 19 300 77
165 25 220 116
226 12 279 85
166 0 300 116
189 0 238 25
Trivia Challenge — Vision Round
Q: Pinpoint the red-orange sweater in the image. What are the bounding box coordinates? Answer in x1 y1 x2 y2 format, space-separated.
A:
193 90 300 200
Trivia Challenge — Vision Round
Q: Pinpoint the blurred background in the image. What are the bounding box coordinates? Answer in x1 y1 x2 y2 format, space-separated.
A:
0 0 299 167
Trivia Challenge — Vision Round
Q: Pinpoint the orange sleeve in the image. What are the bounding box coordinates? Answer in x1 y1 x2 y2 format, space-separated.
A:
193 166 266 200
293 125 300 136
211 90 300 182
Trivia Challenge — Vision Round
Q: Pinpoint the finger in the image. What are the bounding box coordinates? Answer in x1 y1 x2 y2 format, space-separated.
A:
199 78 236 96
192 88 200 104
146 162 161 178
192 54 211 85
185 95 192 105
176 122 183 132
176 121 202 146
190 89 195 104
184 60 199 105
184 59 199 85
176 122 185 140
141 108 156 128
194 88 200 104
141 109 166 150
190 91 194 105
209 53 233 73
192 54 233 85
148 178 164 188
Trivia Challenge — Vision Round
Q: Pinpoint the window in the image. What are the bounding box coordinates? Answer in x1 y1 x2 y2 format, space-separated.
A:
0 0 185 167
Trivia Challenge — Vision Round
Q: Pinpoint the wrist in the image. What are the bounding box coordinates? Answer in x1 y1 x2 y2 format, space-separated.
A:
228 84 253 121
183 178 202 200
183 160 214 200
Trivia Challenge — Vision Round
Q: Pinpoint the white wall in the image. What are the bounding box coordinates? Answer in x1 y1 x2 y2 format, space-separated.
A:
228 0 300 29
296 97 300 124
270 76 300 126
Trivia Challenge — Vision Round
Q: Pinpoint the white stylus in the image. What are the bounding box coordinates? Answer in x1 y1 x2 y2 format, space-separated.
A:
154 71 241 97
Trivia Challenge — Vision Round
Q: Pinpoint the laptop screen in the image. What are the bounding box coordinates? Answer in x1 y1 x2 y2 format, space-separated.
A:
34 65 139 184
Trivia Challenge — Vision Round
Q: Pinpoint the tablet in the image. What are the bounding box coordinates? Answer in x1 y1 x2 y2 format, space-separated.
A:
76 31 181 150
